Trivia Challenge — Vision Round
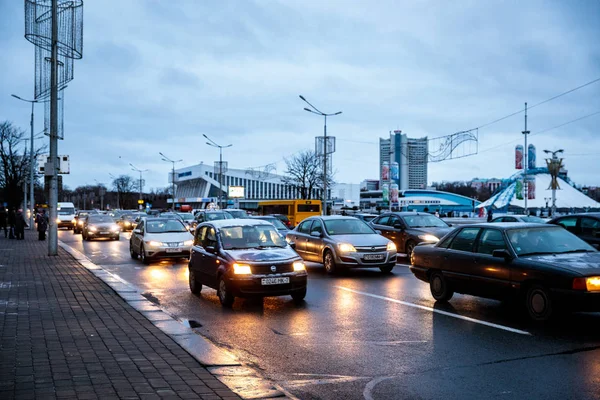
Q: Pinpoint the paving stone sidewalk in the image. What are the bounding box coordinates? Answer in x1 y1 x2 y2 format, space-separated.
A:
0 230 241 400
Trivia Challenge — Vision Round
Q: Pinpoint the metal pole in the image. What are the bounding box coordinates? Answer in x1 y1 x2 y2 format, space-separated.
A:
139 171 142 210
29 101 35 229
172 163 175 211
219 148 223 209
323 115 327 216
522 102 530 215
48 0 59 255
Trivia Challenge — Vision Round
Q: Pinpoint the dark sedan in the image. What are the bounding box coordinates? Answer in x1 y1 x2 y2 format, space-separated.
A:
548 213 600 247
188 219 308 307
82 215 120 241
370 212 453 259
410 223 600 321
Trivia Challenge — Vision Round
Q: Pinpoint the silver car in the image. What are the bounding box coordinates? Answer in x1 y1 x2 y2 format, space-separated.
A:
129 218 194 264
286 216 398 274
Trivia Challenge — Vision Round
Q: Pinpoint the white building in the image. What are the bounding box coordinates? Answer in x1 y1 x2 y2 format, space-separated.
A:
379 130 428 190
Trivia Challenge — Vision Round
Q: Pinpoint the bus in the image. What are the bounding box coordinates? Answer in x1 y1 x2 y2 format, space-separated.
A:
257 199 321 228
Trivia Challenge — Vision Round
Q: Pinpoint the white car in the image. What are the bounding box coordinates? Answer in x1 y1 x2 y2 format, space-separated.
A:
129 218 194 264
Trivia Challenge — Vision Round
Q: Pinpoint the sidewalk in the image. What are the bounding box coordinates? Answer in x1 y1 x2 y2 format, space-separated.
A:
0 230 241 400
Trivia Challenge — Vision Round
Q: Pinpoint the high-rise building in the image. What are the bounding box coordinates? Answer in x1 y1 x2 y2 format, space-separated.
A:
379 130 428 190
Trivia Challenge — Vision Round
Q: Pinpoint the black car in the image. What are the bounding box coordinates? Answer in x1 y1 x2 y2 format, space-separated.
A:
188 219 308 307
548 213 600 247
82 214 120 241
370 212 453 259
410 223 600 321
73 210 98 234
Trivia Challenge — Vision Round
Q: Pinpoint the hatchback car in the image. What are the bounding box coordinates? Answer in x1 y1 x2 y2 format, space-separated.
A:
129 218 194 264
287 216 397 274
548 213 600 247
188 219 307 306
370 212 453 259
82 214 120 241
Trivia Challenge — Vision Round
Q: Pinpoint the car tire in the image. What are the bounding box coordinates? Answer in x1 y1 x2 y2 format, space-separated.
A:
140 245 150 265
525 284 553 322
218 275 235 307
405 240 416 260
430 271 454 302
82 231 88 241
323 250 337 274
129 242 138 259
291 287 307 303
379 264 394 274
189 268 202 295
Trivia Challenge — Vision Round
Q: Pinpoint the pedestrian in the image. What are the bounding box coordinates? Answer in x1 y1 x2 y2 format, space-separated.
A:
7 208 16 239
14 209 27 240
434 210 440 218
36 209 49 241
487 208 494 222
0 207 7 238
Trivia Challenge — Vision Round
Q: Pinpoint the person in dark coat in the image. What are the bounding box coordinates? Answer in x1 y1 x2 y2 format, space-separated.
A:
487 208 494 223
0 208 7 238
7 208 16 239
14 209 27 240
36 209 49 240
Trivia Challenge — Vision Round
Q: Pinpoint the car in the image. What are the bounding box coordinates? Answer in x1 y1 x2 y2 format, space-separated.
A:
248 215 290 234
57 202 76 229
287 216 397 274
82 214 120 241
224 209 249 219
188 219 308 306
370 212 453 259
548 213 600 247
176 212 196 229
117 213 141 232
73 210 98 234
410 222 600 321
491 215 547 223
129 218 194 265
194 210 234 224
269 213 293 229
352 213 378 223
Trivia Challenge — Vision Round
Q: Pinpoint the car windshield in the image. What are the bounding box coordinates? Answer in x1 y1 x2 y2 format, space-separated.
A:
206 212 234 221
507 226 596 256
177 213 194 220
324 219 375 235
226 210 248 218
220 224 287 249
88 216 114 224
57 207 75 215
521 216 546 223
402 215 448 228
146 220 188 233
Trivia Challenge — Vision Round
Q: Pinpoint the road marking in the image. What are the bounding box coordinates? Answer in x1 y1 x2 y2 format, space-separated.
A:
335 286 531 336
282 373 371 388
363 376 395 400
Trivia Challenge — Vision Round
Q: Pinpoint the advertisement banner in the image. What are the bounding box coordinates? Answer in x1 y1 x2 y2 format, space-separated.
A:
515 179 524 200
382 184 389 203
390 162 399 181
528 144 536 170
527 176 536 200
515 145 524 170
390 183 399 203
381 162 389 181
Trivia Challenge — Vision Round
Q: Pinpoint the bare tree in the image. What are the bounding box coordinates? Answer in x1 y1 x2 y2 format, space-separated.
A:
112 175 136 209
282 150 334 200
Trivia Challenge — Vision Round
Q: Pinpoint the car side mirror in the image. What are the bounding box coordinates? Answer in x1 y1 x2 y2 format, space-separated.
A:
492 249 512 261
375 230 382 235
393 224 404 230
133 228 141 234
310 231 322 238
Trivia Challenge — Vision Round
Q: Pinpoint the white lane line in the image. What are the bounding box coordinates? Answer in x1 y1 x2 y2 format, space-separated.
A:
335 286 531 336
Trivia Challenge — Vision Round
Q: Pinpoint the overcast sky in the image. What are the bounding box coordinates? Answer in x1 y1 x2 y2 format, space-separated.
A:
1 0 599 191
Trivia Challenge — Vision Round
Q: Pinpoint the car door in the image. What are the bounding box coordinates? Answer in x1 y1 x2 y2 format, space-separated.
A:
190 226 208 284
442 227 481 293
471 228 511 298
132 220 144 253
387 215 408 252
580 217 600 246
290 219 313 256
200 225 220 288
371 215 392 240
305 219 324 261
552 216 580 236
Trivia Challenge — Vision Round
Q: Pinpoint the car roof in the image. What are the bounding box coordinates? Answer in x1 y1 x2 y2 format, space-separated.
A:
552 213 600 218
385 212 434 216
203 218 275 229
455 222 553 230
305 215 360 220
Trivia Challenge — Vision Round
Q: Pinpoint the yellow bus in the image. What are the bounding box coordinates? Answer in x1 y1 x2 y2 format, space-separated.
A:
257 199 322 228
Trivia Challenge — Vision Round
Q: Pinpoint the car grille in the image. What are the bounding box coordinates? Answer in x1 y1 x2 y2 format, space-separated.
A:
251 263 294 274
166 242 181 247
354 246 387 253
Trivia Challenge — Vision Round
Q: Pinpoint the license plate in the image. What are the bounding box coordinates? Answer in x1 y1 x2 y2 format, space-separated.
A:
100 231 109 235
364 254 385 260
166 248 181 253
261 277 290 285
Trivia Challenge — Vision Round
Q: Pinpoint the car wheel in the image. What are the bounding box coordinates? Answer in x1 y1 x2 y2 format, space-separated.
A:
405 240 416 260
189 268 202 295
129 242 138 259
82 231 88 241
291 287 307 303
430 271 454 302
525 284 553 322
379 264 394 274
218 275 235 307
140 245 150 265
323 250 337 274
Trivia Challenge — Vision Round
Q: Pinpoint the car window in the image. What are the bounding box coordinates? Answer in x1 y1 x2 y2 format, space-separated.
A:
146 219 187 233
581 217 600 236
194 226 206 246
324 219 375 235
504 217 518 222
402 214 448 228
389 216 402 227
298 220 313 234
311 220 323 234
448 228 480 252
437 230 458 249
556 217 577 228
220 224 286 249
88 215 114 223
203 227 218 248
136 221 144 233
476 229 507 255
374 216 390 226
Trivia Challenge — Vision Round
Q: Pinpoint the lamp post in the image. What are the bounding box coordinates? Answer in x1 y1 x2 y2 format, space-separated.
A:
203 134 232 210
543 149 564 218
130 164 148 210
159 152 182 211
299 95 342 216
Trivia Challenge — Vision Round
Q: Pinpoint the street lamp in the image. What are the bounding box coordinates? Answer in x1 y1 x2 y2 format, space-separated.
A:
203 134 232 209
130 163 148 210
543 149 564 218
159 152 182 211
299 95 342 215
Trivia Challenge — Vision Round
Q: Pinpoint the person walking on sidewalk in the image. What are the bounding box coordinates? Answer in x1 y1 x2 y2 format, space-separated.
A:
14 209 28 240
0 207 7 238
7 207 16 239
36 209 49 240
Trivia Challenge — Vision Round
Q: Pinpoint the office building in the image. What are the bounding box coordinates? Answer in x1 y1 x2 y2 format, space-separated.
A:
379 130 428 190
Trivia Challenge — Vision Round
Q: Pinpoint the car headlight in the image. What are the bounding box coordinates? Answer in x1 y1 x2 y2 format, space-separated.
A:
418 234 439 242
78 220 84 226
387 241 397 251
88 226 97 232
71 219 76 224
56 218 61 224
293 261 306 271
573 277 600 292
338 243 356 252
233 263 252 275
183 240 193 246
125 221 131 226
110 225 119 232
147 241 163 247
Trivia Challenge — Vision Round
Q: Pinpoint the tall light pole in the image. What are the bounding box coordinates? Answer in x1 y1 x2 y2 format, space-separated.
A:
522 102 530 215
130 164 148 210
299 95 342 216
203 134 232 210
159 152 182 211
108 173 120 209
543 149 564 218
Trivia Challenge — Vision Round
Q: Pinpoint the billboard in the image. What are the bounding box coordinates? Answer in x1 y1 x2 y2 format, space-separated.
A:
515 179 524 200
515 145 523 170
526 176 536 200
381 162 389 181
390 183 399 203
390 161 399 181
228 186 245 198
528 144 536 170
382 183 389 204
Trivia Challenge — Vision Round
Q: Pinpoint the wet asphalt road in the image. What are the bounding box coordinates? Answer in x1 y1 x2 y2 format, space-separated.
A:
59 230 600 400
